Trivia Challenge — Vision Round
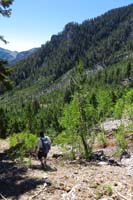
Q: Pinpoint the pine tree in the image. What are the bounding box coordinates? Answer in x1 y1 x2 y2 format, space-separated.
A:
0 0 14 43
0 0 14 89
0 60 12 92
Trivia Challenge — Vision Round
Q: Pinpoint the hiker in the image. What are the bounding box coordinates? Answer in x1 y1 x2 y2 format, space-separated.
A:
35 130 51 168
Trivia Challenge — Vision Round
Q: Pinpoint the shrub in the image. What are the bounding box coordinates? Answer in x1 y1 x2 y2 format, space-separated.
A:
104 185 113 196
54 131 81 160
9 131 37 163
114 125 128 156
97 132 107 148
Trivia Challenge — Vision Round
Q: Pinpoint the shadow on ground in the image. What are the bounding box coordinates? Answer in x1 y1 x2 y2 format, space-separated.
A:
30 164 57 172
0 151 48 199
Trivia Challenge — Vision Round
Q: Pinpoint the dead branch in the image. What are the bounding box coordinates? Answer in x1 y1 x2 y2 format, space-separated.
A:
29 185 47 199
116 190 129 200
0 193 7 200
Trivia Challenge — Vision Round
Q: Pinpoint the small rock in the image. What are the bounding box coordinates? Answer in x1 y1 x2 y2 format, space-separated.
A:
98 161 108 165
65 186 71 192
43 175 48 179
52 153 63 159
45 179 52 186
114 183 118 186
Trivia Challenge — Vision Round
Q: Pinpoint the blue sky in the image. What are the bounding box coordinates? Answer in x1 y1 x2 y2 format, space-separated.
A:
0 0 132 51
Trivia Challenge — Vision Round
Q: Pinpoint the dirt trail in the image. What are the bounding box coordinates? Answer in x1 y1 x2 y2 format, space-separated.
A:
0 139 133 200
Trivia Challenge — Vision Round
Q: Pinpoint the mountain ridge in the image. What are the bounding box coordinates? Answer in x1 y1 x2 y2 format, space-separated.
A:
0 47 38 64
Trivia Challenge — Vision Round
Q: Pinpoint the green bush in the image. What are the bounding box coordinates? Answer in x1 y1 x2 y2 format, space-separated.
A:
114 125 128 156
97 132 107 148
114 99 124 119
54 131 81 160
9 131 38 163
104 185 113 196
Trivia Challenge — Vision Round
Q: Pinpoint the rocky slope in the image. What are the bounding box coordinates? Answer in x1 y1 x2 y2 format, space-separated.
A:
0 139 133 200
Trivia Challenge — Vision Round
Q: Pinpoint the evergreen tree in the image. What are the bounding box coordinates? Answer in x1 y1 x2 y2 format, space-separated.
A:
0 60 12 91
61 61 94 158
0 108 8 138
0 0 14 42
0 0 14 89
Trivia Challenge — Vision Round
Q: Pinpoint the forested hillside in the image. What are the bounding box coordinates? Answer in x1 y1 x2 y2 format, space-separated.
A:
10 4 133 91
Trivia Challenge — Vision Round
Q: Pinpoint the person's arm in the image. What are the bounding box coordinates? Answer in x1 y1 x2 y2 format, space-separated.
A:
34 139 39 153
48 136 51 149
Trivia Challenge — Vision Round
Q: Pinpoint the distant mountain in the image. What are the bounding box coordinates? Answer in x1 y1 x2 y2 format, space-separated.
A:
0 47 38 64
0 48 18 63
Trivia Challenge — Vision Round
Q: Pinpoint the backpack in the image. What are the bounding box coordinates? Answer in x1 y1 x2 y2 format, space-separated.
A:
40 137 50 154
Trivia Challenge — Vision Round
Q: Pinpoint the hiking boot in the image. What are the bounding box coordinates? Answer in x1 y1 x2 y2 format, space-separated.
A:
41 162 44 168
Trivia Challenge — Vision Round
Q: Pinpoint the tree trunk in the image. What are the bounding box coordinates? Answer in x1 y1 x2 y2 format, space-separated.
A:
80 132 89 159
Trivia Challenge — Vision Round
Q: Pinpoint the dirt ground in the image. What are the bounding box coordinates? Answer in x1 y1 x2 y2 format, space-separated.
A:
0 139 133 200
